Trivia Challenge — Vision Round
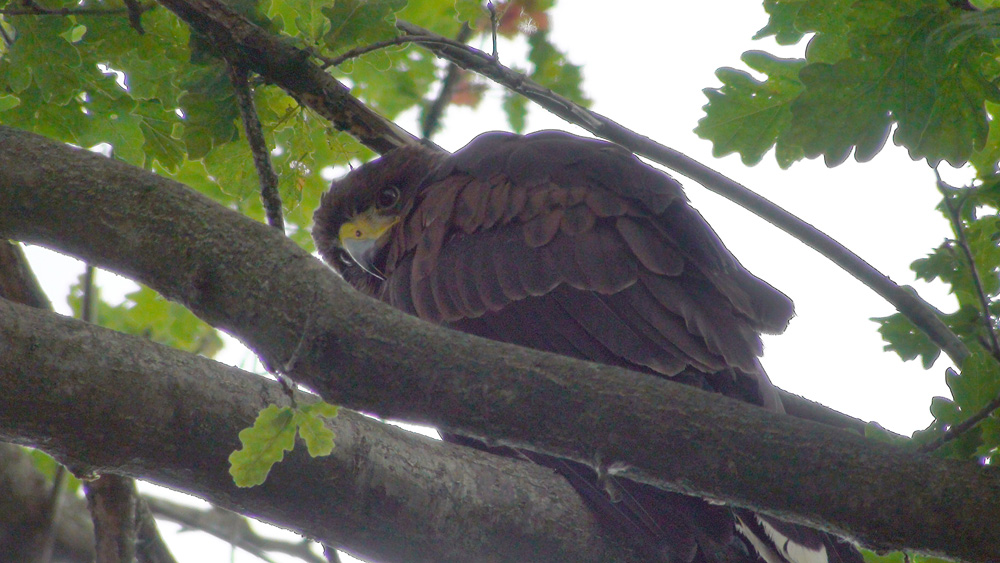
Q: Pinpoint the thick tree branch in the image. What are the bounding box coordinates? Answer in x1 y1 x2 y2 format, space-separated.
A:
152 0 416 154
1 127 998 562
395 20 970 368
0 298 637 563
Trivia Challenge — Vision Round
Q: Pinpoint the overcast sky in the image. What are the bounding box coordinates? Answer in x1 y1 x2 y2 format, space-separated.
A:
21 2 958 561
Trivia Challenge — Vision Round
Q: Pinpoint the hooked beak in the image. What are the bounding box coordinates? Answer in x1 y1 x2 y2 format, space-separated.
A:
338 212 399 279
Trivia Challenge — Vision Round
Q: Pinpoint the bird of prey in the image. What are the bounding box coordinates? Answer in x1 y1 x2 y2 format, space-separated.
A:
312 130 861 563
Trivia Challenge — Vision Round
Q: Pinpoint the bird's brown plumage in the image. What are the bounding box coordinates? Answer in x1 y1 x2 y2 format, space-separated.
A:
313 130 860 563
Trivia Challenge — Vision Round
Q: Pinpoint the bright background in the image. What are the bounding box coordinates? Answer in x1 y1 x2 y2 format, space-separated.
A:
21 2 956 561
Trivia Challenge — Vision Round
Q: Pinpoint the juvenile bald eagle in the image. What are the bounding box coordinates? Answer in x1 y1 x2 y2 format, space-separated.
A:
313 130 861 563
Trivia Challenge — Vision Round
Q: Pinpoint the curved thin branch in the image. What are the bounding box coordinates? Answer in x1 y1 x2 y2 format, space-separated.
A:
936 175 997 356
320 35 458 68
144 496 323 563
395 20 971 368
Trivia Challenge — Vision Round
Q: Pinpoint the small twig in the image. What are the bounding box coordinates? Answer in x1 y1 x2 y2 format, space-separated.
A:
918 174 1000 454
122 0 145 34
487 1 498 59
145 496 325 563
919 367 1000 453
936 172 999 356
320 34 455 68
228 61 284 231
0 241 53 309
0 22 14 46
396 19 971 368
421 24 474 140
81 264 96 323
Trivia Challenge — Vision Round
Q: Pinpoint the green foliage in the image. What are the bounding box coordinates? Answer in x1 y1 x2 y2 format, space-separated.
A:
862 549 954 563
323 0 406 51
695 51 804 167
872 311 941 369
68 277 223 357
228 402 339 487
1 0 576 344
874 179 1000 463
27 449 82 494
703 2 1000 481
699 0 1000 168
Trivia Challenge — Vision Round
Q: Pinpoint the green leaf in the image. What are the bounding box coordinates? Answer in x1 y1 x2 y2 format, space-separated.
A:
68 281 223 357
754 0 805 45
229 405 297 487
27 448 82 494
0 94 21 112
294 401 340 457
787 59 892 166
60 24 87 44
526 31 588 107
502 88 527 133
696 51 805 167
4 17 83 106
862 549 956 563
453 0 484 26
872 311 942 369
323 0 407 51
950 349 1000 413
141 119 185 172
788 8 1000 167
229 402 339 487
268 0 331 40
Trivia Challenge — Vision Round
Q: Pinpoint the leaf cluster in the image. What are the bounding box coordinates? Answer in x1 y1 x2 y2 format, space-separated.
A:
697 0 1000 169
876 181 1000 462
228 402 339 488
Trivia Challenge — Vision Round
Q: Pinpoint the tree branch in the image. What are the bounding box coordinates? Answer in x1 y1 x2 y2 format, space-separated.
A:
1 127 998 562
84 475 139 563
228 61 284 231
144 496 324 563
152 0 417 154
0 298 638 563
395 20 970 368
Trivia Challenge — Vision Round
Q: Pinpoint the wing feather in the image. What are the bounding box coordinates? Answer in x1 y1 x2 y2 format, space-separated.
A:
319 131 823 563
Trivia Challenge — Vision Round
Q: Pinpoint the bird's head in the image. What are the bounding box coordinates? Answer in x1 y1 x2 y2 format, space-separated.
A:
313 144 445 291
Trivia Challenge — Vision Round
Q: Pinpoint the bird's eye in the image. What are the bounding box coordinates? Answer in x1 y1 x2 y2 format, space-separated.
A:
375 186 401 210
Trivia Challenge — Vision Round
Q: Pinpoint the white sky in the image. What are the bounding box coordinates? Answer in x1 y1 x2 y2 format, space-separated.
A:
21 2 958 561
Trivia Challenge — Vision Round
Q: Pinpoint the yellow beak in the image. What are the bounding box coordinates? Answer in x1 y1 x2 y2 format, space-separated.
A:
338 212 399 278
